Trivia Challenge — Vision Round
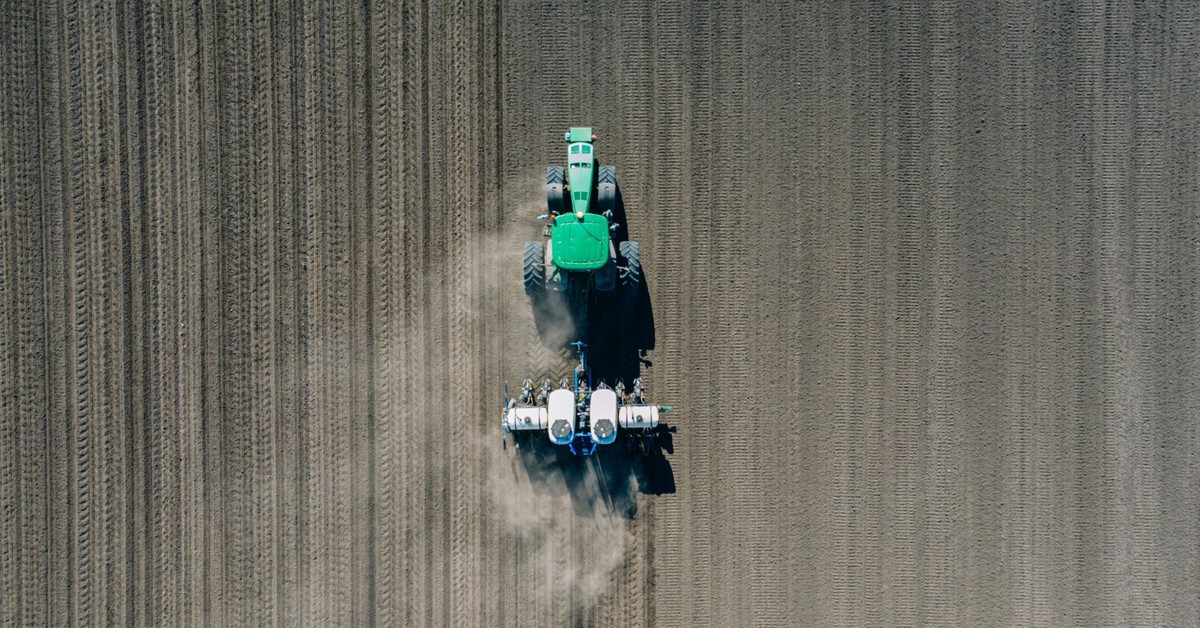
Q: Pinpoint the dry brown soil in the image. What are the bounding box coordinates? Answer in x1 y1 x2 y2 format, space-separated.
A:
3 1 1199 626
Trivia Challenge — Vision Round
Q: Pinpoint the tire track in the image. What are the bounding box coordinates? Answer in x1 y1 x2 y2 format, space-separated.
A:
216 1 254 622
294 1 323 623
425 4 454 625
596 3 656 625
399 0 431 625
67 0 108 620
37 0 73 620
2 3 49 625
326 2 357 622
88 5 132 619
0 133 18 627
197 0 226 621
367 0 402 623
145 0 191 622
164 0 208 622
248 0 281 622
1 30 22 628
445 0 482 625
269 2 301 624
346 1 375 619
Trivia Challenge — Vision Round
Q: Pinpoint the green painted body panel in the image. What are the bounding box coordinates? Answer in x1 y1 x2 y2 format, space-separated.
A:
565 127 595 218
551 213 610 271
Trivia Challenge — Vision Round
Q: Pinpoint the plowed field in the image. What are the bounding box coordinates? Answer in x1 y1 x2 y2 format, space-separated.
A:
3 1 1199 626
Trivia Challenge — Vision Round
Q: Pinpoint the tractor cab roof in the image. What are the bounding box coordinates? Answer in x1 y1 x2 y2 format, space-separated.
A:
566 127 594 143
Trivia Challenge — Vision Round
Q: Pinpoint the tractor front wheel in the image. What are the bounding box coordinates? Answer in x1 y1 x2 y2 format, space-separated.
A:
597 165 617 214
546 166 565 215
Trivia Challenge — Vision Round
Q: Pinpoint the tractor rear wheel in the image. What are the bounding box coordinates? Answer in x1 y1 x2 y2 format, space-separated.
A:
546 166 565 215
597 165 617 214
524 241 545 296
619 240 640 295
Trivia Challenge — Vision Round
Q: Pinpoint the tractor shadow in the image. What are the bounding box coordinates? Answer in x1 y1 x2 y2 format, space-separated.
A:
516 182 675 517
512 424 676 520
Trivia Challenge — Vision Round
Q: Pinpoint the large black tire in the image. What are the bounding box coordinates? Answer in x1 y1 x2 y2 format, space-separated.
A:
523 241 545 296
546 166 565 215
618 240 640 294
597 165 617 214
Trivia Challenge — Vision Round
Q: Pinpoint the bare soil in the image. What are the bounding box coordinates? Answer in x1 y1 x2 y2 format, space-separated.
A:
3 1 1199 626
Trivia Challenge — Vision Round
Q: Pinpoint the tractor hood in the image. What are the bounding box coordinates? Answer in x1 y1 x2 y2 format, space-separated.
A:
566 128 595 219
551 213 610 271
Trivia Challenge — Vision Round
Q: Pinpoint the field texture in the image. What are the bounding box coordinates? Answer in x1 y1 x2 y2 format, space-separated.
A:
3 1 1199 626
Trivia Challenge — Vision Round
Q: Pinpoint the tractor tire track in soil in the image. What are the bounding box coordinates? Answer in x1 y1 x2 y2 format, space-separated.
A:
2 1 1199 626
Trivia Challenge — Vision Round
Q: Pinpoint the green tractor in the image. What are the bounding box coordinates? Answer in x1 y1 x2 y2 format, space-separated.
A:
524 127 640 337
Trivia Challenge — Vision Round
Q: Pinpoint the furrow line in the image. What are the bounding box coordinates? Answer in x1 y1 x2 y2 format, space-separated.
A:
267 1 300 624
852 5 887 625
1069 4 1105 623
1032 11 1078 616
999 5 1039 622
895 6 930 625
925 3 961 624
680 2 716 620
827 34 858 628
706 3 760 624
171 0 207 620
615 0 653 222
298 2 328 618
781 4 823 623
1162 6 1200 624
196 0 224 619
812 4 855 624
644 0 688 623
1097 5 1134 624
1128 7 1169 620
